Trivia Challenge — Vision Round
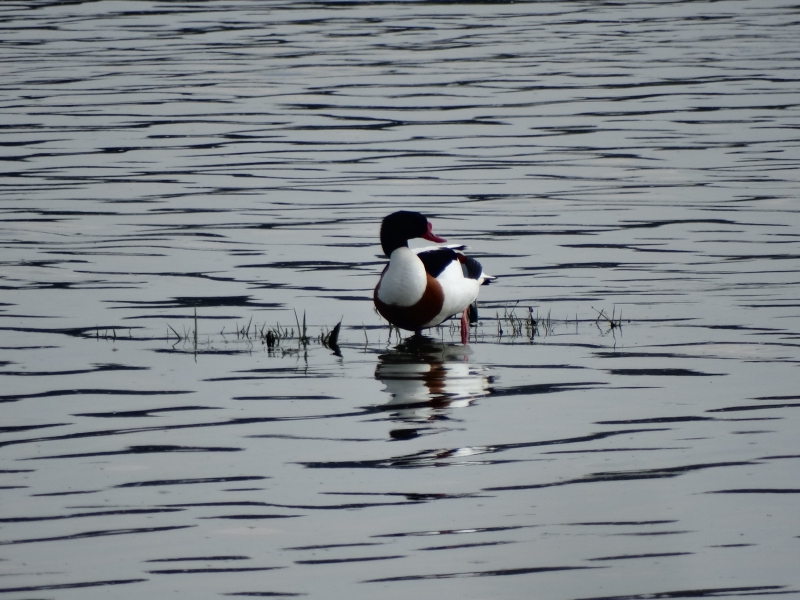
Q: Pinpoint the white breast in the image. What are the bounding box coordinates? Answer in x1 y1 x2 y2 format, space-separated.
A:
376 247 427 307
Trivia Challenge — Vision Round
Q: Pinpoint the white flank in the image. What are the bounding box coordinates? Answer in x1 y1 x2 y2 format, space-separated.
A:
424 260 480 327
377 247 427 307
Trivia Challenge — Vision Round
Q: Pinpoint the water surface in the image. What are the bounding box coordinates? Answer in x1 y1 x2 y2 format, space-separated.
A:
1 1 800 599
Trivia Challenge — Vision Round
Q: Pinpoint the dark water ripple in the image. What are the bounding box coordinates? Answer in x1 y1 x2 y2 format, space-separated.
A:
2 1 800 599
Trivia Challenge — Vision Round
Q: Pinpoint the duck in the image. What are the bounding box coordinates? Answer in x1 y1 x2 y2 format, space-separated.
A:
373 211 495 344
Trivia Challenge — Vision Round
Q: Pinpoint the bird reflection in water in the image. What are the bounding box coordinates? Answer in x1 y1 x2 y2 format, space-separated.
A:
375 335 493 440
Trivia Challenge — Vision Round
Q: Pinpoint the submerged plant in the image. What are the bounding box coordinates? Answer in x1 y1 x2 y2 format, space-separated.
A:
164 305 629 356
593 305 623 333
497 304 546 339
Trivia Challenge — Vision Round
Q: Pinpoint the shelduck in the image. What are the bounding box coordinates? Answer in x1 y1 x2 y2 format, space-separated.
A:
373 211 495 344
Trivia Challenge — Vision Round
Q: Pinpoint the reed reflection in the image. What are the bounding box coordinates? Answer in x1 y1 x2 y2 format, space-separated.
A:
375 336 492 433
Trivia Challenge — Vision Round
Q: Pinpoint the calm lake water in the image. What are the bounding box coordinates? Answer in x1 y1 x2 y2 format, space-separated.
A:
2 1 800 598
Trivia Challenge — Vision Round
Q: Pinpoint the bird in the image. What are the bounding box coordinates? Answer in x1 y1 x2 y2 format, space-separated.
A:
373 211 495 344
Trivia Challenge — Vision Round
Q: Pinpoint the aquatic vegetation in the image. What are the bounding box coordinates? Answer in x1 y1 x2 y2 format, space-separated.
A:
162 305 631 358
163 308 344 357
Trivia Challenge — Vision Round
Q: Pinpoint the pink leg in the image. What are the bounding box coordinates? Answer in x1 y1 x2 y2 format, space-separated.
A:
460 308 469 345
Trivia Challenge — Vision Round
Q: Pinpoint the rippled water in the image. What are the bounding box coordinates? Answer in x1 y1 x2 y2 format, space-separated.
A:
2 1 800 598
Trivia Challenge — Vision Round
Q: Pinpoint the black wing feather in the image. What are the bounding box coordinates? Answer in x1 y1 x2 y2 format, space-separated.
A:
461 256 484 281
416 248 458 278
